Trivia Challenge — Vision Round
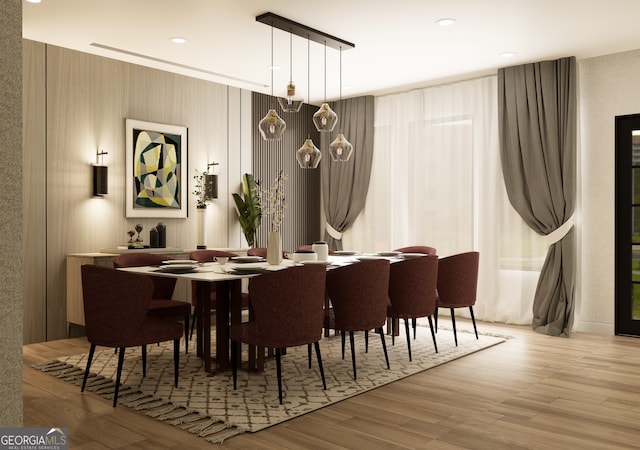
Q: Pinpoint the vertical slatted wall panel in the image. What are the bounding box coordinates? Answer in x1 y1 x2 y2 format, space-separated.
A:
252 92 321 252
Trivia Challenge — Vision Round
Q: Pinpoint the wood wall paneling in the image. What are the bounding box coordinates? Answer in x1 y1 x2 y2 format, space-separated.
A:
23 40 47 344
252 93 321 253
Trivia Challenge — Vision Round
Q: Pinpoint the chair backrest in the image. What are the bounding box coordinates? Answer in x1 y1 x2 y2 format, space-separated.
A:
248 264 326 348
246 247 267 258
437 251 479 308
295 244 337 255
388 255 438 317
189 249 238 263
325 259 390 331
81 264 153 347
394 245 437 256
113 253 176 299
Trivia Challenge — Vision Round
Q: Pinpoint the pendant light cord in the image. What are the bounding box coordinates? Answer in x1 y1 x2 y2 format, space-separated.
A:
323 41 327 102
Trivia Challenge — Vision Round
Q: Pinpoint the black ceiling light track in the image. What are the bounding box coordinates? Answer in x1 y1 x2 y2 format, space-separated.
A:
256 12 355 51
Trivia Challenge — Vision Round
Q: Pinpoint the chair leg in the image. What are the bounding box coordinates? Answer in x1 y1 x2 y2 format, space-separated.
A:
314 341 327 390
307 344 312 369
349 331 357 380
276 348 283 405
365 330 369 353
377 327 390 369
412 317 417 339
404 318 412 362
427 315 438 353
434 308 439 332
184 315 189 354
450 308 458 346
81 344 96 392
231 341 238 390
469 306 478 339
391 319 396 345
142 344 147 377
189 313 196 341
113 347 126 407
173 338 180 387
341 332 346 359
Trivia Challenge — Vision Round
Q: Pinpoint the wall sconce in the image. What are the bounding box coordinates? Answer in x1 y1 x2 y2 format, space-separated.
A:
92 150 108 196
204 162 219 200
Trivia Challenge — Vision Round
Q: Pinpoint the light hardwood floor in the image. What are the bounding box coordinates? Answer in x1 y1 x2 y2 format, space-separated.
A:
23 320 640 449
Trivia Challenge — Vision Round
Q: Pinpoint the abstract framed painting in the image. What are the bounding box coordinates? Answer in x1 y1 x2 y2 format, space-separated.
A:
125 119 188 218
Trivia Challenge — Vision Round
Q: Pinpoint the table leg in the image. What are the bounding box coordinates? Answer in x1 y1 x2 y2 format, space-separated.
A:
215 281 230 371
196 281 212 372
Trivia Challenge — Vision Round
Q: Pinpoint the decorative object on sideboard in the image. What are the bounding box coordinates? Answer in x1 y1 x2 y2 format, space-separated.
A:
232 173 261 248
329 46 354 162
156 223 167 248
134 224 143 245
125 118 188 218
277 31 303 113
258 23 286 141
92 149 108 196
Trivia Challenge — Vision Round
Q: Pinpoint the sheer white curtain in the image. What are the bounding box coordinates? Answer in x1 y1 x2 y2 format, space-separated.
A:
344 75 544 324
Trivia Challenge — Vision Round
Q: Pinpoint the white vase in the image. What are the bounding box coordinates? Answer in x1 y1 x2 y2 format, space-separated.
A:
267 231 283 265
196 207 207 249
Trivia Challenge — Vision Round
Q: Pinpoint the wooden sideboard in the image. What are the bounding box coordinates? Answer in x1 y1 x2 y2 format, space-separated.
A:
66 248 247 331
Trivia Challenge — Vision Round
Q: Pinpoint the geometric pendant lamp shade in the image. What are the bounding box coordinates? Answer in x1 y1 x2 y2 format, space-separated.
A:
329 131 353 161
259 109 286 141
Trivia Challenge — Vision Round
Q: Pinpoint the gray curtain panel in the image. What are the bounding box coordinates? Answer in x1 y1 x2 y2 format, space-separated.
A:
498 57 577 337
320 96 375 250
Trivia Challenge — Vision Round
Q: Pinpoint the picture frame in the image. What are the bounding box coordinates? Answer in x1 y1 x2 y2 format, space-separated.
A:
125 119 188 218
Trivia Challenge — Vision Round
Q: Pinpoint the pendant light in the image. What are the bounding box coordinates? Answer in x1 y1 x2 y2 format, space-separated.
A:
312 41 338 133
258 24 286 141
329 46 353 161
277 31 303 113
297 37 321 169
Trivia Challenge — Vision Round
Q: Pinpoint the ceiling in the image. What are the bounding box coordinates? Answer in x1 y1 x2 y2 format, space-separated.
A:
22 0 640 104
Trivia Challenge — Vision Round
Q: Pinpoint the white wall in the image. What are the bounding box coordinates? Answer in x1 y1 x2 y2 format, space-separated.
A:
576 48 640 334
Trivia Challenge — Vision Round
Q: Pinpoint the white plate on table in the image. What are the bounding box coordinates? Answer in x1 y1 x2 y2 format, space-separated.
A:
162 259 198 265
156 264 198 273
228 266 268 275
399 253 425 259
301 260 331 265
232 256 264 263
335 250 357 256
356 256 385 261
377 251 401 257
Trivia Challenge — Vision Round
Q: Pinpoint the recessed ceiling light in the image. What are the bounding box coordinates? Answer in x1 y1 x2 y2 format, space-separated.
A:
170 37 187 44
25 0 42 3
436 18 456 27
501 51 517 58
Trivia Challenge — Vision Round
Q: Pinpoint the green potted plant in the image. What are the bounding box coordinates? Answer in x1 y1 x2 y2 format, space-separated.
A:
232 173 261 248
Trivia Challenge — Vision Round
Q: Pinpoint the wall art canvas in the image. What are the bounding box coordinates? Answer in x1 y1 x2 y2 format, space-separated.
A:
125 119 188 218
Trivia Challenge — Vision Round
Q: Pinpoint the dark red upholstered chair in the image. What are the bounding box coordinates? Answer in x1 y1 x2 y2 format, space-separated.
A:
113 253 191 353
394 246 438 334
435 251 480 346
325 259 391 380
230 264 327 404
387 255 439 361
188 250 249 340
80 265 182 407
394 245 437 256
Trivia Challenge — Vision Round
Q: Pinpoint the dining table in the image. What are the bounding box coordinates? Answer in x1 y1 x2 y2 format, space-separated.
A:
118 251 420 373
